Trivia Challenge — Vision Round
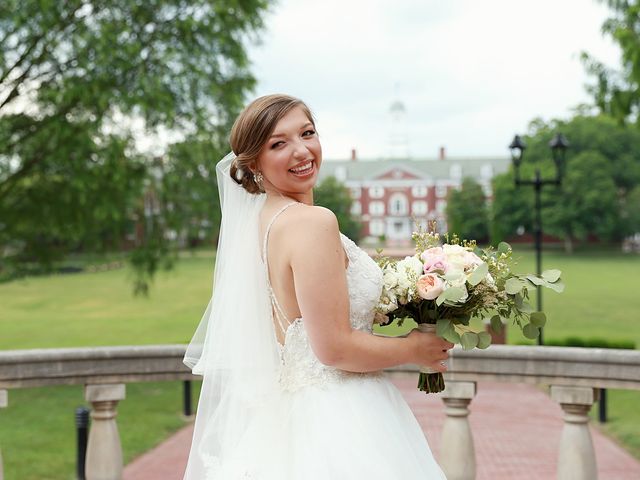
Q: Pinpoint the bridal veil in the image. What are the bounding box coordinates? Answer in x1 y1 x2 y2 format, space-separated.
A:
183 152 282 477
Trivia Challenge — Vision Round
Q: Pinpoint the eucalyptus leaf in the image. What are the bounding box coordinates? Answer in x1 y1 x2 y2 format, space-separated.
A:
455 314 472 326
546 280 565 293
461 332 479 350
436 318 452 337
523 323 539 339
530 312 547 327
468 262 488 286
442 328 461 344
519 301 535 314
525 275 546 286
477 331 492 349
490 315 503 333
439 286 466 304
498 242 511 254
542 269 562 283
505 277 524 295
514 293 524 308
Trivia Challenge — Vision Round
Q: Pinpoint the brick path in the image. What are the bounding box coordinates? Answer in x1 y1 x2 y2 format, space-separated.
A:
124 375 640 480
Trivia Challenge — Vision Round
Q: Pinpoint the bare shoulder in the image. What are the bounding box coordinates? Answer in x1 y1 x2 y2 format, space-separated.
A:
285 204 339 239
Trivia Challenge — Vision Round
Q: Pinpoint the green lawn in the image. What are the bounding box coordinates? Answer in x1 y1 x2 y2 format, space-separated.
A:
0 247 639 478
0 251 215 349
0 252 214 480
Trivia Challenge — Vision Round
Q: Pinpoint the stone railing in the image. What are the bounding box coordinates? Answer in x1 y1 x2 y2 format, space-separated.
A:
1 345 639 480
392 345 640 480
0 345 191 480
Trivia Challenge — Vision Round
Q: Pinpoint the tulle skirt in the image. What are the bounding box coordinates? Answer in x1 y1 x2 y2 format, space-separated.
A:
196 374 447 479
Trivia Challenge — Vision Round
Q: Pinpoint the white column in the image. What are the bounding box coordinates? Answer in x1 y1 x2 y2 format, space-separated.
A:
551 385 598 480
84 384 126 480
0 389 7 480
439 381 477 480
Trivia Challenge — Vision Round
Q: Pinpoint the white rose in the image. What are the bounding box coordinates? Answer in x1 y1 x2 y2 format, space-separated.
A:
379 292 398 313
397 255 423 276
397 270 413 292
443 244 467 256
382 268 399 290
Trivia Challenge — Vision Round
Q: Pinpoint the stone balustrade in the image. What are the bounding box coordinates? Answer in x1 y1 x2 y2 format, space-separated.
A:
1 344 639 480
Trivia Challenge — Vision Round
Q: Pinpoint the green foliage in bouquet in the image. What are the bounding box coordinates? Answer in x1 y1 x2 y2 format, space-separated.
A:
375 224 565 393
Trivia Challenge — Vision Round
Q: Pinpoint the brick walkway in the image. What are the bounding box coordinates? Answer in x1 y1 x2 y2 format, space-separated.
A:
124 375 640 480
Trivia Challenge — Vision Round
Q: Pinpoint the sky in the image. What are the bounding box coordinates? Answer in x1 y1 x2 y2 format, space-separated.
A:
247 0 621 160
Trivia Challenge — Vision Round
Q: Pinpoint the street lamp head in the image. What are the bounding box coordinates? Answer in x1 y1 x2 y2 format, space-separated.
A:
509 134 526 168
549 132 569 174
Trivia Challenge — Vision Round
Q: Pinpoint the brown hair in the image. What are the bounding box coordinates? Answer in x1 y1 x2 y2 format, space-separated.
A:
229 94 315 194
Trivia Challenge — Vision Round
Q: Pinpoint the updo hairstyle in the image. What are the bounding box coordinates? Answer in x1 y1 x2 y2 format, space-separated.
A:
229 94 316 194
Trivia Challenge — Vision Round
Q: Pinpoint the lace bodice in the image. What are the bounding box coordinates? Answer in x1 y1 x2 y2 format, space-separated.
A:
262 203 384 392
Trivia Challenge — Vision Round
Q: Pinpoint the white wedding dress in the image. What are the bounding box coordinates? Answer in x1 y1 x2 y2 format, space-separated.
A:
195 202 446 479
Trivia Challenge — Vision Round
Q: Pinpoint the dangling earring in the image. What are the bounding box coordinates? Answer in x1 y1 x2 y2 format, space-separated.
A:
254 171 264 190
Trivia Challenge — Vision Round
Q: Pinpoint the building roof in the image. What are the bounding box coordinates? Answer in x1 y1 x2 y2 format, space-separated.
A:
318 156 511 183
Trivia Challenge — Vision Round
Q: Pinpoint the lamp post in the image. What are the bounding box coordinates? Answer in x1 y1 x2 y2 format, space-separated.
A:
509 133 569 345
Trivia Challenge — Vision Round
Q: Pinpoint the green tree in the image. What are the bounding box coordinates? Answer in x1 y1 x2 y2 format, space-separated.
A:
491 115 640 251
159 137 225 247
581 0 640 124
543 151 619 251
490 172 531 245
313 176 362 243
623 185 640 234
0 0 271 291
445 177 489 242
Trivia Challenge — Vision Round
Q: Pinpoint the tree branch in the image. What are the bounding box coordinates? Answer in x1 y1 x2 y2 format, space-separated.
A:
0 3 83 106
0 29 48 86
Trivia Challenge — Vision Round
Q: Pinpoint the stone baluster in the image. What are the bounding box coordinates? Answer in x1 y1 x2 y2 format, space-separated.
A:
0 389 7 480
550 385 598 480
439 381 477 480
84 384 126 480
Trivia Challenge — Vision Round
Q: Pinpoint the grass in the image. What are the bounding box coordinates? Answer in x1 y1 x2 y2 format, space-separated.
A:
0 251 215 349
0 382 201 480
0 252 214 479
0 247 639 477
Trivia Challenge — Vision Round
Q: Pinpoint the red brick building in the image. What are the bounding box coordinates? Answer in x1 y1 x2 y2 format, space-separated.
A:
318 149 510 244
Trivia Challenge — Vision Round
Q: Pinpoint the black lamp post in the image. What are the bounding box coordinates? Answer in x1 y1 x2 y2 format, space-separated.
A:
509 133 569 345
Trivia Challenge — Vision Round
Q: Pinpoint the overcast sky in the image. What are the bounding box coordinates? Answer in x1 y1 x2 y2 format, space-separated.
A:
247 0 621 160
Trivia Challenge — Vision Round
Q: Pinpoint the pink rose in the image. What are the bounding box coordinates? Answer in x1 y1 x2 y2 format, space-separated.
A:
423 254 449 273
464 251 483 267
419 247 443 263
416 273 444 300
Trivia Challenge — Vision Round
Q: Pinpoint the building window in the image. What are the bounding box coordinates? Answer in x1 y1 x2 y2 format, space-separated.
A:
436 200 446 213
393 221 403 233
480 164 493 179
351 201 361 215
412 185 427 198
369 186 385 199
350 187 361 199
369 219 385 236
436 185 448 198
412 200 428 215
388 193 408 215
369 201 385 216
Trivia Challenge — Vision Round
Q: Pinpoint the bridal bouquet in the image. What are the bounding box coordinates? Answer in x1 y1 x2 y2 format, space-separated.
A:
375 225 564 394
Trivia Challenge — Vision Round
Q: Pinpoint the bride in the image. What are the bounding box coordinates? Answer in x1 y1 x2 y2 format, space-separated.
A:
183 94 452 479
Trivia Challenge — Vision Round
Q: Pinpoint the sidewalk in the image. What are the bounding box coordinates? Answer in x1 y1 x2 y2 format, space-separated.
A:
124 376 640 480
